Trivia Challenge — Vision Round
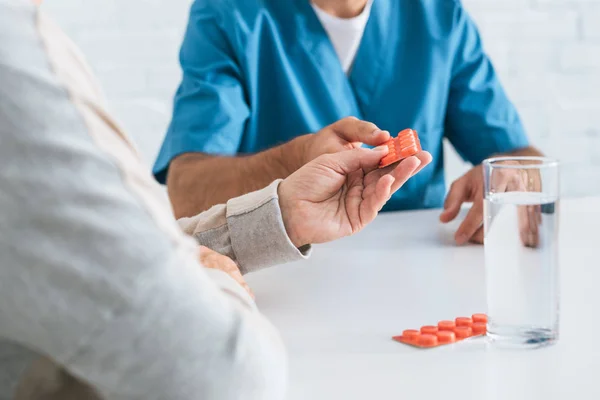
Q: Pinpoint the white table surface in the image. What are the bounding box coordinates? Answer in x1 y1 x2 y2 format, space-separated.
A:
245 197 600 400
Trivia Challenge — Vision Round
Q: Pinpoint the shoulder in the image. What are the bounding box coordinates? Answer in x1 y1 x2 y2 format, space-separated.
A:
186 0 294 46
400 0 465 39
188 0 272 26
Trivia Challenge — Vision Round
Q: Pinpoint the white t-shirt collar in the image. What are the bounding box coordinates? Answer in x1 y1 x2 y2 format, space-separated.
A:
311 0 374 74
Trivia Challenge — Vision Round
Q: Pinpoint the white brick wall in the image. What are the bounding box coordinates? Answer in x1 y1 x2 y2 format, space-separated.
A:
41 0 600 198
41 0 193 165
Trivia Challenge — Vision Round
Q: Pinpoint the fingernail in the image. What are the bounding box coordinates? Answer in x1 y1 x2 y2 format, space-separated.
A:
374 145 388 152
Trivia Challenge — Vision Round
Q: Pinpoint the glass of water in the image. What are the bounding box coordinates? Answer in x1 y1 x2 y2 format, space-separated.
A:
483 157 559 348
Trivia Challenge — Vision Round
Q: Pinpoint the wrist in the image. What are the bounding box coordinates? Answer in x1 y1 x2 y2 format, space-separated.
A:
284 134 312 172
277 180 304 248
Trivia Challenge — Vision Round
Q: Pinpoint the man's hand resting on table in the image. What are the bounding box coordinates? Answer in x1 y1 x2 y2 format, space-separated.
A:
439 149 543 247
278 146 433 247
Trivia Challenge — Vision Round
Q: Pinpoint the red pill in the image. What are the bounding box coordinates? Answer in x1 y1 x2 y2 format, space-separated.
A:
402 329 420 343
438 320 456 331
436 331 456 344
418 334 438 347
420 325 438 335
472 313 488 323
455 326 473 339
456 317 473 327
472 322 487 335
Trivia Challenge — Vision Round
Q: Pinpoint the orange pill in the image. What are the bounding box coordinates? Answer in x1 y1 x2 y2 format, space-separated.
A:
438 320 456 331
472 322 487 335
456 317 473 327
455 326 473 339
378 129 421 168
472 313 488 323
418 334 438 347
436 331 456 344
402 329 420 343
420 325 438 335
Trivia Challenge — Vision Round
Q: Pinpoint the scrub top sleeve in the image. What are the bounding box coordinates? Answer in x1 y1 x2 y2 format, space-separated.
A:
444 3 529 166
153 2 250 183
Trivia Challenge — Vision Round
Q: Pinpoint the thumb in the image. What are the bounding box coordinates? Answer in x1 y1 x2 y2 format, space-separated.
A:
319 146 389 175
331 117 391 146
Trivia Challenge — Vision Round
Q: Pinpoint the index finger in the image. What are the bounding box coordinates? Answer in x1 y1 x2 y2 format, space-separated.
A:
363 150 433 192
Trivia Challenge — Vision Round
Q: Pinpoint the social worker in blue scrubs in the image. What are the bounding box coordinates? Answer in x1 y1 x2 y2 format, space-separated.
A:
153 0 529 211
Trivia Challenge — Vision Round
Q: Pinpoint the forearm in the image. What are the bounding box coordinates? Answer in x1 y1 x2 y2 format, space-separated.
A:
178 180 310 275
168 136 308 218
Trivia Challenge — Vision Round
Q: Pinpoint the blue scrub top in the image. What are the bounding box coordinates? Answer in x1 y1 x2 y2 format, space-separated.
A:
154 0 529 211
